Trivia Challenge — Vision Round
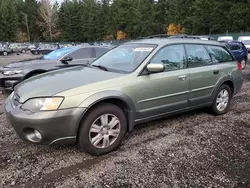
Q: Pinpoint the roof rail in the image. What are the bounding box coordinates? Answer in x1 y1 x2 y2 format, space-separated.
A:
135 34 216 40
135 34 170 40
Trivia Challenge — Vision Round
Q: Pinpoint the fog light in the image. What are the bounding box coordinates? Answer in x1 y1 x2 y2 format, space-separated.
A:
24 128 42 143
34 130 42 140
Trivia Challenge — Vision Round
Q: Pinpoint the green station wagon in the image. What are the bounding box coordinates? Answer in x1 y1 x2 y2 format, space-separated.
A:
4 38 244 155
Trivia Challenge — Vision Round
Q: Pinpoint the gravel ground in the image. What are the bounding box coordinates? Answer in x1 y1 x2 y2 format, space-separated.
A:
1 55 250 187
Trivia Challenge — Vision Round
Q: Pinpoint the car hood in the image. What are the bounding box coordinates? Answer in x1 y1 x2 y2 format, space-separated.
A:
15 66 123 103
3 59 54 69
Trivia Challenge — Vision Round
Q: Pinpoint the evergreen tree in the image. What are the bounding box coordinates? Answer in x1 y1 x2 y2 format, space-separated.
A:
0 0 18 41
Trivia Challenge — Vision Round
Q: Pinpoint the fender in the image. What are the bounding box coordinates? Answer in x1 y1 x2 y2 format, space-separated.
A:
79 90 136 131
211 75 235 100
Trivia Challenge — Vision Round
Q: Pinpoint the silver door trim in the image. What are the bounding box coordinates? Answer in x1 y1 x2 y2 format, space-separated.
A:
137 91 189 104
191 85 214 92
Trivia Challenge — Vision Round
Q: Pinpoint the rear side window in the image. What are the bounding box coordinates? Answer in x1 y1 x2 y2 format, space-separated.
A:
95 47 109 58
206 45 234 63
185 44 212 68
69 48 93 59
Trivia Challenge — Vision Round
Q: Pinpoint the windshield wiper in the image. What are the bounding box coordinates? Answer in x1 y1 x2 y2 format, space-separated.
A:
92 64 108 71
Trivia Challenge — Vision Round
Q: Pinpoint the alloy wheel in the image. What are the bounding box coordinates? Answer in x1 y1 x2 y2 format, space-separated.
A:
216 89 229 112
89 114 121 149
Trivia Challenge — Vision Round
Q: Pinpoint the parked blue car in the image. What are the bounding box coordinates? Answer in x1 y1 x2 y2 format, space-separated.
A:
221 40 248 69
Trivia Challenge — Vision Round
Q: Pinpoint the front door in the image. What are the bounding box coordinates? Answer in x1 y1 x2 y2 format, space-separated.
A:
135 44 189 121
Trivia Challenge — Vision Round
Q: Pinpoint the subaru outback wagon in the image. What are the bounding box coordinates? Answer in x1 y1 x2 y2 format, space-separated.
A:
4 39 243 156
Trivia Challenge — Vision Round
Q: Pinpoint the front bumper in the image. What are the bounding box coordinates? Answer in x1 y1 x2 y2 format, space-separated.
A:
0 74 24 90
4 97 86 145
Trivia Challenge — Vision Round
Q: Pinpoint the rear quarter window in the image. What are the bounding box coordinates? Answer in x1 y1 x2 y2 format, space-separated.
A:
206 45 234 63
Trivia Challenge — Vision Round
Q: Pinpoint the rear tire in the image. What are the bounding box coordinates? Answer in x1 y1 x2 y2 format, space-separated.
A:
21 49 26 53
210 84 232 115
77 103 127 156
2 51 8 56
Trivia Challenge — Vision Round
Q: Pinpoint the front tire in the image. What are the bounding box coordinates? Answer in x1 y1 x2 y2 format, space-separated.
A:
210 84 232 115
77 103 127 156
3 51 8 56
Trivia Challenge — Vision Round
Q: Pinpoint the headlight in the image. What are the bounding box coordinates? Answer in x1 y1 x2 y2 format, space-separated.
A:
21 97 64 112
3 70 22 76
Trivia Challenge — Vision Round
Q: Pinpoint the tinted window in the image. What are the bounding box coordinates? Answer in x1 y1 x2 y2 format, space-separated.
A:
185 44 212 68
42 48 73 60
207 45 234 62
95 47 109 57
151 45 186 71
227 44 241 51
70 48 92 59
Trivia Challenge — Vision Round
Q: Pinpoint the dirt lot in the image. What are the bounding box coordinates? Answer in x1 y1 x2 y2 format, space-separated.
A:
1 54 250 188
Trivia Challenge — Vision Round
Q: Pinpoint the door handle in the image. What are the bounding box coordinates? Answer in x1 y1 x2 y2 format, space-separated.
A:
178 75 187 80
213 70 219 75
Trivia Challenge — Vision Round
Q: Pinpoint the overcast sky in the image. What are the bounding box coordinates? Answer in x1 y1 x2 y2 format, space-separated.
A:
53 0 64 4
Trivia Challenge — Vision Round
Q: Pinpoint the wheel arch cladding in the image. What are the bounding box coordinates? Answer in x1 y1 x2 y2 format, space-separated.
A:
78 90 136 132
213 76 235 101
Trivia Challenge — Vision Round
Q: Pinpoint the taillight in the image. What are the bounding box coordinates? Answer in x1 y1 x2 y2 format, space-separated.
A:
237 61 242 71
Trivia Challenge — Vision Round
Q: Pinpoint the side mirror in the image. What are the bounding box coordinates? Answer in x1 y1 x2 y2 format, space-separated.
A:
146 64 165 73
60 56 73 64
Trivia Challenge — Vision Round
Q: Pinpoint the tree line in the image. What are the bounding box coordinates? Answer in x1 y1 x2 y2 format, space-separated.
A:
0 0 250 42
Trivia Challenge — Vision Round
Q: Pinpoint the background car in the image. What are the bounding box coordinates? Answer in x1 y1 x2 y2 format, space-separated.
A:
30 44 58 55
8 43 28 54
217 36 233 42
238 36 250 53
0 46 110 90
0 43 12 56
221 40 248 69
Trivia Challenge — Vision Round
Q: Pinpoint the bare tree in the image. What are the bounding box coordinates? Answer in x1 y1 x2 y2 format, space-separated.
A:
39 0 58 41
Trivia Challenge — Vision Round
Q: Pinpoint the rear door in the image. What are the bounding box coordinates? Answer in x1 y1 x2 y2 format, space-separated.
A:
186 44 221 107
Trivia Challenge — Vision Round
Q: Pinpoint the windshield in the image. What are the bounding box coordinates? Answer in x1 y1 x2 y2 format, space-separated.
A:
91 44 156 73
42 48 73 60
242 40 250 45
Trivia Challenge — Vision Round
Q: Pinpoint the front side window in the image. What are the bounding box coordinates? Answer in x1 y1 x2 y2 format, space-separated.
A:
207 45 234 63
92 44 156 73
185 44 212 68
150 44 186 71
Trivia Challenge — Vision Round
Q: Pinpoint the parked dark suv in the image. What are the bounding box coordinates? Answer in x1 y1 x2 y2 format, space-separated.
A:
221 40 248 69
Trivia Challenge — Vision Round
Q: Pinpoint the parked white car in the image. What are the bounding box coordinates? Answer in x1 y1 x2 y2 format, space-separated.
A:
217 36 233 42
238 36 250 52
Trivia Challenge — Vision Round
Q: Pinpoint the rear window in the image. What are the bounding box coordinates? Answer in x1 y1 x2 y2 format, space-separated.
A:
226 44 241 51
206 45 234 62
